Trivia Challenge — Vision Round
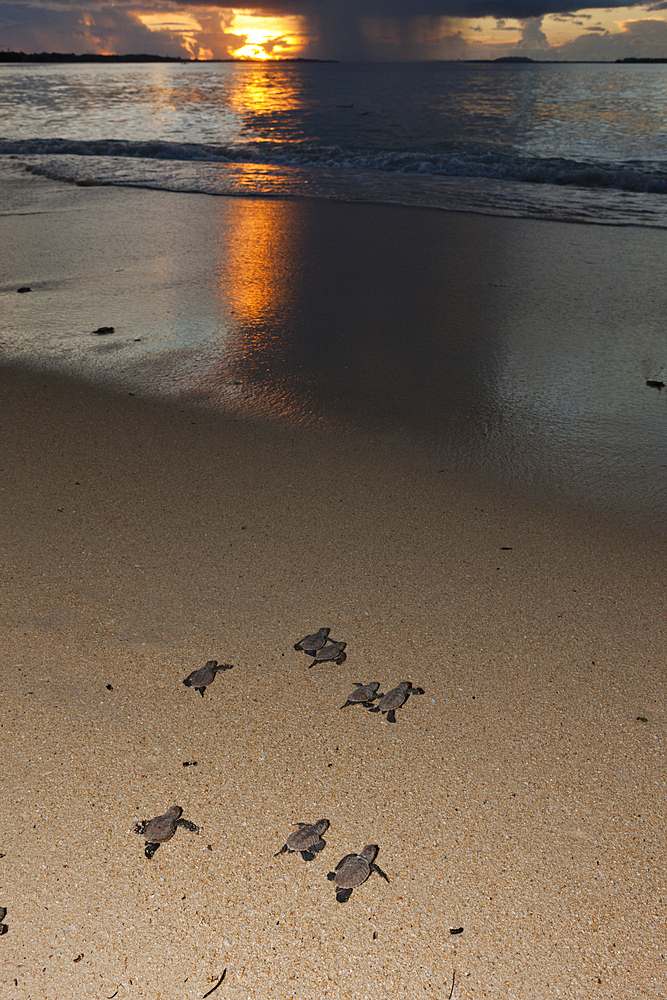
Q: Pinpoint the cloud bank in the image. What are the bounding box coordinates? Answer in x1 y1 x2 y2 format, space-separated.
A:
0 0 663 61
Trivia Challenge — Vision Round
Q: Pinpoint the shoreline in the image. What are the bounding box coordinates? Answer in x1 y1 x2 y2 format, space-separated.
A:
3 172 667 538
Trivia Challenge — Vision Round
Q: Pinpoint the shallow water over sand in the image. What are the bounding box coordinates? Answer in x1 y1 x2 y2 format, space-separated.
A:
2 171 667 534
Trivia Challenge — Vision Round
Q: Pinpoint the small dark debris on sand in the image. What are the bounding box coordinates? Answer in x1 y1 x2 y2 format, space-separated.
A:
93 326 115 335
17 286 31 293
202 968 227 998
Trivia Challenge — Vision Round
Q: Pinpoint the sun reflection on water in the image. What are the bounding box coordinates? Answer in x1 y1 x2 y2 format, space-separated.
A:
202 197 326 427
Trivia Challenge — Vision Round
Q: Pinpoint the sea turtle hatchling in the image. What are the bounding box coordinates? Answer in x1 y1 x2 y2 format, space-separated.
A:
274 819 330 861
293 628 330 655
369 680 424 723
134 805 199 860
183 660 233 697
340 682 380 709
0 908 7 935
327 844 389 903
308 640 347 668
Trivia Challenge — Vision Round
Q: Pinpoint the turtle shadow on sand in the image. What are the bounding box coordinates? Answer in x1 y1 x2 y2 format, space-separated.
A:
274 819 330 861
327 844 390 903
368 681 424 723
134 805 199 860
183 660 233 697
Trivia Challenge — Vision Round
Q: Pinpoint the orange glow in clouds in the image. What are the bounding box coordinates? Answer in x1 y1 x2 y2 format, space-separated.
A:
138 9 307 59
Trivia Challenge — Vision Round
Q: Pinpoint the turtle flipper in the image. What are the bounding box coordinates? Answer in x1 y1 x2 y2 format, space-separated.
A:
371 863 390 883
368 706 380 713
145 842 160 860
176 818 199 833
196 686 206 697
134 821 147 835
340 700 353 709
336 887 353 903
274 844 289 857
300 850 315 861
386 710 396 723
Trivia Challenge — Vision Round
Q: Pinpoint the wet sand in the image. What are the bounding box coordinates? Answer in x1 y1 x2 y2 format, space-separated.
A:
1 180 666 999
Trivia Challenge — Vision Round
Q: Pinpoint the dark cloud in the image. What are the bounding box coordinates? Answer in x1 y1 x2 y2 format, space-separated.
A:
0 0 660 62
0 2 250 57
0 2 189 55
242 0 647 59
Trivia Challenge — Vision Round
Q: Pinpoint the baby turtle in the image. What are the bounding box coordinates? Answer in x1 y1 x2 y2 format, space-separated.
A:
294 627 330 655
183 660 233 697
0 908 6 935
340 682 380 709
309 640 347 668
369 680 424 723
327 844 389 903
274 819 330 861
134 805 199 860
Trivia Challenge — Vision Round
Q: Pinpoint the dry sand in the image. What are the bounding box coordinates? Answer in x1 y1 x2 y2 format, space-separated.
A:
1 181 666 1000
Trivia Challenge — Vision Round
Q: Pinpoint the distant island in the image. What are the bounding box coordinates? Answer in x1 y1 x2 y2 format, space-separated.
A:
0 51 336 64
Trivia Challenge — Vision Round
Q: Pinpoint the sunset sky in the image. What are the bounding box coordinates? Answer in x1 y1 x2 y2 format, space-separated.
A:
2 0 667 61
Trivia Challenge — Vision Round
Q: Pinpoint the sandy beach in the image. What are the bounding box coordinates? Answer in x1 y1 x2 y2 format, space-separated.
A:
1 177 666 1000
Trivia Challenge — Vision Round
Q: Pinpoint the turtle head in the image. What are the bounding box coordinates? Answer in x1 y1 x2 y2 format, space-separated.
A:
315 819 330 834
360 844 379 862
166 805 183 820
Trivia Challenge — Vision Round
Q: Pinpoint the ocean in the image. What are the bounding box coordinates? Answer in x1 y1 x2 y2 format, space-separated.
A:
2 58 667 227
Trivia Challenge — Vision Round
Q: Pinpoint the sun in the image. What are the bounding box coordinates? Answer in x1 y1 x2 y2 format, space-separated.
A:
230 14 306 59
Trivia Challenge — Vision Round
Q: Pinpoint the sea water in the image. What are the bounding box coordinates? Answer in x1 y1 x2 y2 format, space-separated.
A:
1 59 667 226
